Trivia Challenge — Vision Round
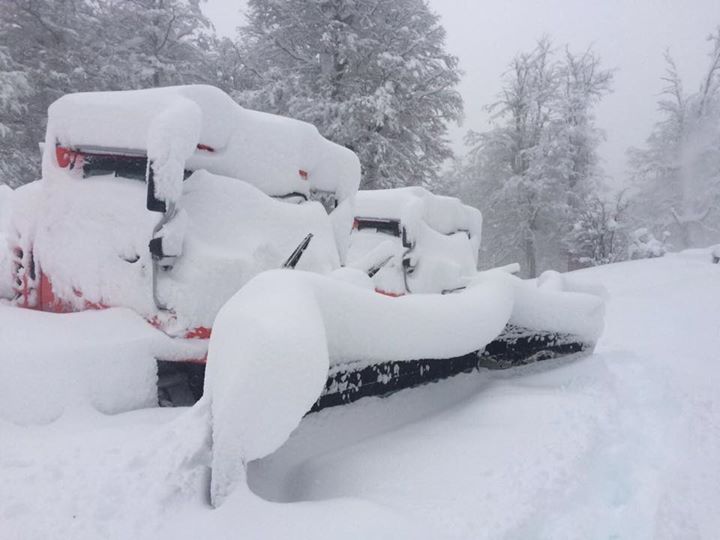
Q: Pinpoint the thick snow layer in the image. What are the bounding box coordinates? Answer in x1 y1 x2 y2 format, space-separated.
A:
205 275 330 506
205 269 515 505
14 169 340 331
166 171 341 329
354 187 482 241
248 250 720 538
476 270 606 344
46 85 360 202
146 97 201 204
0 305 203 426
1 250 718 539
26 175 160 317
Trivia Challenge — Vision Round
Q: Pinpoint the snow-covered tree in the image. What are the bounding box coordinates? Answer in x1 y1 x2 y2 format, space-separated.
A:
629 29 720 249
556 48 613 268
462 40 612 276
0 46 31 185
0 0 104 185
102 0 215 88
565 192 628 267
234 0 463 189
0 0 221 186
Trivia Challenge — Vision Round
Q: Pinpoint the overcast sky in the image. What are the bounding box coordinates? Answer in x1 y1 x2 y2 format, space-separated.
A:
203 0 720 186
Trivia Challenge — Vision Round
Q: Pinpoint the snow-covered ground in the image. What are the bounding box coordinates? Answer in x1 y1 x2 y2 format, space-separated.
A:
2 250 719 539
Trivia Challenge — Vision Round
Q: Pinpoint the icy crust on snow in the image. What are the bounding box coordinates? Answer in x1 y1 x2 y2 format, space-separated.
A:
46 85 361 203
0 306 204 425
14 169 340 332
347 188 483 294
205 269 515 505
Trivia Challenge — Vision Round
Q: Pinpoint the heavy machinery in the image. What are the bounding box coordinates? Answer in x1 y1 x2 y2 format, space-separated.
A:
3 85 603 411
347 187 483 296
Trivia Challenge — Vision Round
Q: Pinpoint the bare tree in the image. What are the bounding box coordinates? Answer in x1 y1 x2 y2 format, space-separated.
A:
629 28 720 249
462 39 612 276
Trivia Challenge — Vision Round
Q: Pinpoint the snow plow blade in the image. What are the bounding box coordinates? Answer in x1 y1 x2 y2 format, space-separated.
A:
311 324 589 411
157 324 591 412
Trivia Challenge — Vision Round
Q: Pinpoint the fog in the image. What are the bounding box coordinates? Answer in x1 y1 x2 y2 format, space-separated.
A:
204 0 720 186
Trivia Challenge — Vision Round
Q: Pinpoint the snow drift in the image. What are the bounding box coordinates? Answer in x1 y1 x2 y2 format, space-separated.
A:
0 306 204 425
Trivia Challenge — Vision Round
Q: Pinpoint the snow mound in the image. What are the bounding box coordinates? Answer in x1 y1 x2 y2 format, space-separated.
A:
0 306 203 425
205 269 515 506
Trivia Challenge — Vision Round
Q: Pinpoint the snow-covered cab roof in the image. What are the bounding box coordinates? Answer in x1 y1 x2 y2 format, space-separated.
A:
44 85 360 204
354 187 483 241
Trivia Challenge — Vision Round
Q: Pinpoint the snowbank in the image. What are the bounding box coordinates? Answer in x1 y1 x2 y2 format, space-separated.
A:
3 253 719 540
46 85 360 203
0 306 203 425
205 269 515 505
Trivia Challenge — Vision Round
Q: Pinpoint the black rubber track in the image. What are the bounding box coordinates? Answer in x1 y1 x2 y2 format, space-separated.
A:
157 324 590 412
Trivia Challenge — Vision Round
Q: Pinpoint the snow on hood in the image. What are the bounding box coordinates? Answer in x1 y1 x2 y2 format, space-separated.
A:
45 85 360 203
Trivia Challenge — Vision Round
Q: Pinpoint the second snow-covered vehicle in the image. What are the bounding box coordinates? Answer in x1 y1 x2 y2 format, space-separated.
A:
4 85 604 410
347 187 483 296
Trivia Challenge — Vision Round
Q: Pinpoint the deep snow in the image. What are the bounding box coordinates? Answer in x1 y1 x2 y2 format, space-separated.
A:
1 250 719 539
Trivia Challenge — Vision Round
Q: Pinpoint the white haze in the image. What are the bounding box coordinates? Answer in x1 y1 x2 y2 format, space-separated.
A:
203 0 720 187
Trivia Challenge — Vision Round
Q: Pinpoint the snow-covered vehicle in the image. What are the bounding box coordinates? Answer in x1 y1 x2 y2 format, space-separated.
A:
346 187 482 295
3 85 603 413
9 85 357 327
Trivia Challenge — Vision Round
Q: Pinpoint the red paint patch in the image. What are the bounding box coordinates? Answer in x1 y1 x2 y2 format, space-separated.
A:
374 288 404 297
185 326 212 340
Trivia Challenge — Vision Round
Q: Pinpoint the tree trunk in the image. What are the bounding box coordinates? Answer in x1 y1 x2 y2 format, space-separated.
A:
524 234 537 278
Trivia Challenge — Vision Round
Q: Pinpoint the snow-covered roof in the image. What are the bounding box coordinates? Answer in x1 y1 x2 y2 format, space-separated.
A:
354 187 482 240
45 85 360 202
